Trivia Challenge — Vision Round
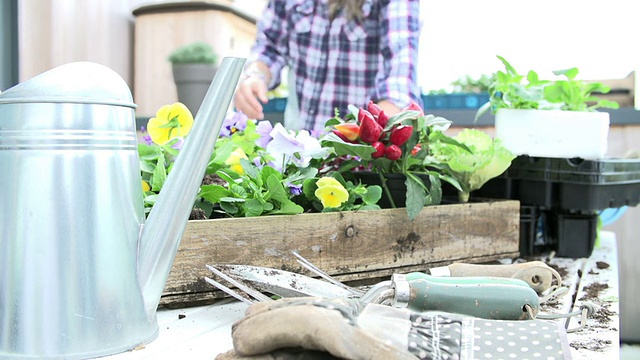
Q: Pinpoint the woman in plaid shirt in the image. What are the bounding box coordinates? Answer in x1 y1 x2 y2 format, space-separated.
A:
234 0 422 133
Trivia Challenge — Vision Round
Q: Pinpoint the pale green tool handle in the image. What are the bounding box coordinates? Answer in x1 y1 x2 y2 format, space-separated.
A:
405 273 540 320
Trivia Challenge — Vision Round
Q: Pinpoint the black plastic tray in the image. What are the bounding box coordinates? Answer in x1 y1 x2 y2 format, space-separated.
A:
474 156 640 211
465 156 640 257
507 156 640 184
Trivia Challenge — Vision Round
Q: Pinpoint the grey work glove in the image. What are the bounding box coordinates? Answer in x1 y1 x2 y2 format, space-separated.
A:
216 297 435 360
216 297 570 360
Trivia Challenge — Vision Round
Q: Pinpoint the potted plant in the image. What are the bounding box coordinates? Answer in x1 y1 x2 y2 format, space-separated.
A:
168 41 218 115
475 56 619 160
321 101 515 217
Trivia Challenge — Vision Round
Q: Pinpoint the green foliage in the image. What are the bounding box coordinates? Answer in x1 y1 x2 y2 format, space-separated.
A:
141 111 383 219
139 139 182 215
199 160 305 217
321 109 470 220
168 42 218 65
197 161 381 217
475 55 619 121
429 129 516 202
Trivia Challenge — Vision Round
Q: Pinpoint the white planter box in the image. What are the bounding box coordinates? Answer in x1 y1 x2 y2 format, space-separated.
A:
495 109 610 159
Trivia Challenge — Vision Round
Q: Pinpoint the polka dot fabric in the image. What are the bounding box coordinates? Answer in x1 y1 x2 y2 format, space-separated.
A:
407 313 571 360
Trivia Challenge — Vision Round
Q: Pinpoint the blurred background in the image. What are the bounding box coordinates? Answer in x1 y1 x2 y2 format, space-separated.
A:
1 0 638 347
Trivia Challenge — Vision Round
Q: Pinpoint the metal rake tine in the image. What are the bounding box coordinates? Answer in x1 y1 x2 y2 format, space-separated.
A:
204 276 253 305
292 251 364 296
205 265 274 303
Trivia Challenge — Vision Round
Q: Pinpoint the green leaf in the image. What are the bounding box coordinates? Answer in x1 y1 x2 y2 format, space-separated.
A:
405 175 425 221
199 184 231 203
264 174 289 203
211 141 235 165
220 196 246 203
384 110 422 130
241 158 260 179
261 165 283 185
474 101 491 123
137 144 162 160
269 199 304 215
219 202 238 215
216 169 239 185
422 114 452 131
244 199 265 217
358 204 382 211
553 67 579 80
151 153 167 191
497 55 519 76
362 185 382 205
425 174 442 205
302 178 319 201
320 132 375 160
139 159 157 174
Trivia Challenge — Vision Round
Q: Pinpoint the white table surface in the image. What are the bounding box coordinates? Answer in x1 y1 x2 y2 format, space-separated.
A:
102 231 621 360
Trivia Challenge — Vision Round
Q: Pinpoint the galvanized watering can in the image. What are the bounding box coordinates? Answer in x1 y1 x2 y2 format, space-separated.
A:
0 57 245 359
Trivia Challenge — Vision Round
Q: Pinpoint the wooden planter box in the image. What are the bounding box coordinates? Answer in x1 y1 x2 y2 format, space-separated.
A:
160 199 520 307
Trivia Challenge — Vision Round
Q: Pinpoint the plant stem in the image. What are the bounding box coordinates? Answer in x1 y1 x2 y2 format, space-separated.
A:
458 191 470 203
376 167 397 208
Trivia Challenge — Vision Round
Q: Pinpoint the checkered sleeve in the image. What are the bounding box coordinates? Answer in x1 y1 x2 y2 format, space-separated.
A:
249 0 289 89
374 0 422 108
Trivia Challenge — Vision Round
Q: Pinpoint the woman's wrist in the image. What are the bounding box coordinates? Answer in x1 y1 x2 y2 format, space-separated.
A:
241 63 271 85
242 69 268 83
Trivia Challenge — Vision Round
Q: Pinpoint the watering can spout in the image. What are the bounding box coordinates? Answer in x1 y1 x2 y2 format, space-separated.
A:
137 57 246 319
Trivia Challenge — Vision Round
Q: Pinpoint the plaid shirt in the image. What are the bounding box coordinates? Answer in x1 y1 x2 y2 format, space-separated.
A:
250 0 422 132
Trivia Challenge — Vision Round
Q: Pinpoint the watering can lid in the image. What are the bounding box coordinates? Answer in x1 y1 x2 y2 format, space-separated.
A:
0 61 136 108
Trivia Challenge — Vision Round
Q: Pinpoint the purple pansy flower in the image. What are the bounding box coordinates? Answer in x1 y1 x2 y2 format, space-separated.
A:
220 111 249 137
287 183 303 196
170 137 185 150
255 120 273 149
140 126 153 145
266 123 330 171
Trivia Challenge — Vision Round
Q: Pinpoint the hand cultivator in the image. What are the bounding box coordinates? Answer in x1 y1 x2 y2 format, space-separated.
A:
205 253 570 321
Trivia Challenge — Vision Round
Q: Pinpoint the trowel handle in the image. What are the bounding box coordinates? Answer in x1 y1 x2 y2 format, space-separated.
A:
404 273 540 320
430 261 554 294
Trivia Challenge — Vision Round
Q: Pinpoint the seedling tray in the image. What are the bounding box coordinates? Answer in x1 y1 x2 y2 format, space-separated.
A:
476 156 640 211
469 156 640 257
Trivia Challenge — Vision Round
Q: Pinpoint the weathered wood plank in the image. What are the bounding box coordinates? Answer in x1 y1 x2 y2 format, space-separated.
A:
160 199 520 306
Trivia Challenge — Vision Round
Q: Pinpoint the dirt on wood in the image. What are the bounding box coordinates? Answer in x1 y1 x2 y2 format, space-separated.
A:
579 282 609 301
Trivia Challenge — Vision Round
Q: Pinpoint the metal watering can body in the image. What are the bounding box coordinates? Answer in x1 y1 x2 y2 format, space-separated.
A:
0 58 245 359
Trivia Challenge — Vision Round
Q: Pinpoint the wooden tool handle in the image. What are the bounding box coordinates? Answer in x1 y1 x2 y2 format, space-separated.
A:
444 261 554 294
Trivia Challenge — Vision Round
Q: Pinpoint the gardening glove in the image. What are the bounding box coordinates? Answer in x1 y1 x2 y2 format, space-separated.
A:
215 297 572 360
215 297 416 360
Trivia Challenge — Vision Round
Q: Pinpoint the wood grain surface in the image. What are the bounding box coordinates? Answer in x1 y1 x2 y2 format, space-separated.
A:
160 200 520 307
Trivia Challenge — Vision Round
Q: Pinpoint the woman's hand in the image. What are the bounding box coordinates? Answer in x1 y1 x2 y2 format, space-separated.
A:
234 62 272 119
377 99 401 116
234 75 269 120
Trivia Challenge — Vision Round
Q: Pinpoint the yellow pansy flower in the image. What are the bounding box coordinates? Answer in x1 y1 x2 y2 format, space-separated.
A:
314 177 349 209
142 180 151 192
225 147 248 175
147 102 194 145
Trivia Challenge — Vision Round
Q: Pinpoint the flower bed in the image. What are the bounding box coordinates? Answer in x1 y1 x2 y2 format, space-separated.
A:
137 100 522 306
